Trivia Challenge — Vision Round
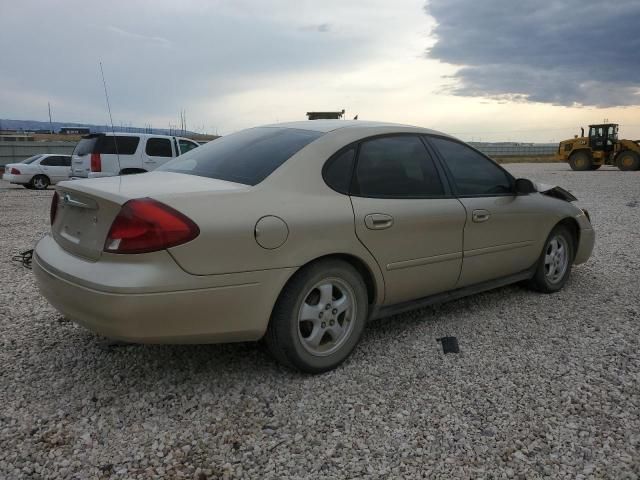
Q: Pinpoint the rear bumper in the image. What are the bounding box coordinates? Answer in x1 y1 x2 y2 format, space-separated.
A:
2 173 31 184
33 235 294 343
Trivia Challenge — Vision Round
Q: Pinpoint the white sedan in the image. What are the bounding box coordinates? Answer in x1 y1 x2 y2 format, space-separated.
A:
2 154 72 190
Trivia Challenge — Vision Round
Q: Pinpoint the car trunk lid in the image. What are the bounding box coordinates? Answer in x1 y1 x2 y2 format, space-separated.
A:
52 172 247 260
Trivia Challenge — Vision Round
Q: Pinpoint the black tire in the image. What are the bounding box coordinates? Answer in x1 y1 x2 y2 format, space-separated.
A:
23 184 34 189
590 164 602 170
616 151 640 171
569 151 592 171
30 175 50 190
265 259 368 373
528 225 575 293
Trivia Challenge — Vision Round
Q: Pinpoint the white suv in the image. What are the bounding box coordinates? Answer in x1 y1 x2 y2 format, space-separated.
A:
71 133 200 178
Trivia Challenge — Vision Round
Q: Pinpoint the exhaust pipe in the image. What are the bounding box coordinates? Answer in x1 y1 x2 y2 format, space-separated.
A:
581 127 585 137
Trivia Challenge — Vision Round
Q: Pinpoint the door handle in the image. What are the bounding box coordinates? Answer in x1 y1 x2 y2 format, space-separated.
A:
364 213 394 230
472 209 490 223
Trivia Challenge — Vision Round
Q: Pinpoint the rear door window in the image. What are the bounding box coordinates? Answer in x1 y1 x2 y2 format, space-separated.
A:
40 156 56 166
146 138 173 157
353 135 445 197
159 127 323 185
49 156 71 166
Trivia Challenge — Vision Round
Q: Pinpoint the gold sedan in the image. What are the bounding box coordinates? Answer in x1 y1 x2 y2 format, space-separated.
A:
33 121 594 372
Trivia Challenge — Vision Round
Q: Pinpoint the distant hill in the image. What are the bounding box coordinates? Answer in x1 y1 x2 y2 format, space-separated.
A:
0 118 196 137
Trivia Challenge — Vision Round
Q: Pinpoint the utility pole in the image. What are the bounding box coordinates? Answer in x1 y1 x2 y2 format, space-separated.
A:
48 102 54 134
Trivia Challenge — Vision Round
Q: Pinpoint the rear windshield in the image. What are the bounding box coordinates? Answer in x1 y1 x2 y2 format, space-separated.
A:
21 155 43 164
158 127 323 185
73 135 140 156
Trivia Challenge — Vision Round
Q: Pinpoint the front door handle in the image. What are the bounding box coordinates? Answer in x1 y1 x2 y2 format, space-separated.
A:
472 209 490 223
364 213 394 230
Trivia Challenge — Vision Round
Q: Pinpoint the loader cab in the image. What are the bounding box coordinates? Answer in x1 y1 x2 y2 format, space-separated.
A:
588 123 618 152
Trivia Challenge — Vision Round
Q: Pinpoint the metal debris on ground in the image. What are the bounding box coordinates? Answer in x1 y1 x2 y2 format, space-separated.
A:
11 249 34 269
437 336 460 354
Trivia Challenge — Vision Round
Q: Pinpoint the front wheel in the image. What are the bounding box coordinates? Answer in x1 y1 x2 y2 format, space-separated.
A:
528 225 574 293
30 175 50 190
569 151 592 171
265 259 368 373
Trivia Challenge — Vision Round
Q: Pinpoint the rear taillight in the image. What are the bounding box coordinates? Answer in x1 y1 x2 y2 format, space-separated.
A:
50 192 59 225
10 167 21 175
90 153 101 172
104 198 199 254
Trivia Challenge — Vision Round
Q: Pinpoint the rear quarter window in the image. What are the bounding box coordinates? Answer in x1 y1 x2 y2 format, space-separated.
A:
158 127 323 185
97 136 140 155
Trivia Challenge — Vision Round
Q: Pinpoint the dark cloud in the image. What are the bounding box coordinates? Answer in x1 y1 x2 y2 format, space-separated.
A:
425 0 640 107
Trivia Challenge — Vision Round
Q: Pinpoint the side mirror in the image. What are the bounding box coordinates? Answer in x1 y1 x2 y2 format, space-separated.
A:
515 178 536 195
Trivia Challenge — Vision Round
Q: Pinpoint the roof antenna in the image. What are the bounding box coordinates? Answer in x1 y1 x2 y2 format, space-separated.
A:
99 62 121 177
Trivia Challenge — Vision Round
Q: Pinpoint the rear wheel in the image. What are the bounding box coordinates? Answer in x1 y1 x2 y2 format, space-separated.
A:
528 225 574 293
30 175 50 190
265 259 368 373
590 164 602 170
617 151 640 171
569 151 592 171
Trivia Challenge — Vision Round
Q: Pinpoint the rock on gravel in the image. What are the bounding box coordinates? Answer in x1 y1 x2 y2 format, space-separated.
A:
0 164 639 479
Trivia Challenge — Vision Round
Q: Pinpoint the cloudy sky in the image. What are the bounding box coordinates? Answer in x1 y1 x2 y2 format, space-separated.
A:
1 0 640 141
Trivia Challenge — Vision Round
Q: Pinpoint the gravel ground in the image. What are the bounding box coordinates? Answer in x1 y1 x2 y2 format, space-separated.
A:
1 164 639 479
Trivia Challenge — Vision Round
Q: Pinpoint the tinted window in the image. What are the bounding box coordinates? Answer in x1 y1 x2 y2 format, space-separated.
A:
97 136 140 155
159 127 323 186
429 136 512 196
179 139 199 155
146 138 173 157
323 148 355 194
73 137 98 156
354 135 444 197
49 156 71 166
40 156 56 166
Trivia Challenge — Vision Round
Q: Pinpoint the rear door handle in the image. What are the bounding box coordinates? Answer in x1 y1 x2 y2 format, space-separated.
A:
364 213 394 230
472 209 490 223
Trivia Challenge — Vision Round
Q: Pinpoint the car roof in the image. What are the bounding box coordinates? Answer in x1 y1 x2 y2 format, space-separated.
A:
261 120 449 136
87 132 179 139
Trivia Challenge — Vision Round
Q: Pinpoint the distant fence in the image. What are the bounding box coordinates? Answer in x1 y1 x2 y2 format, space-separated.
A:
470 143 557 157
0 141 76 167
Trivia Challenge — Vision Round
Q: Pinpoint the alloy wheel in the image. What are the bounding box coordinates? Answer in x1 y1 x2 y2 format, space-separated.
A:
297 278 356 357
544 235 569 284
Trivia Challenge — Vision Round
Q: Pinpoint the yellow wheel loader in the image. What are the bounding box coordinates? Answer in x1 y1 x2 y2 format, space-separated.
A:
557 123 640 171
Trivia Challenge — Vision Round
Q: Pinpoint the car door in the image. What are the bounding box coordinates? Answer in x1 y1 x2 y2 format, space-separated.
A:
57 156 72 181
38 156 64 183
178 138 200 155
143 137 174 170
427 135 543 287
347 135 466 305
46 155 71 183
